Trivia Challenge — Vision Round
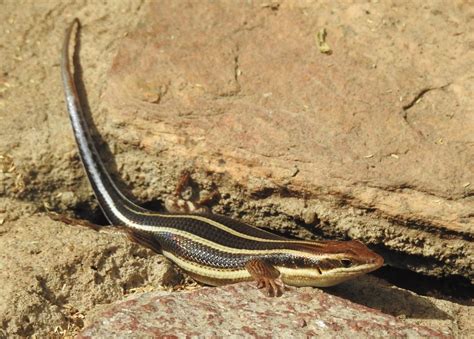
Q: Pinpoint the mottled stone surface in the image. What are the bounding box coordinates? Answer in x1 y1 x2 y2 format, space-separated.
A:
80 282 449 338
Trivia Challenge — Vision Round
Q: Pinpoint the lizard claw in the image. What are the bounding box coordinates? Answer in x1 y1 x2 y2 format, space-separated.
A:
255 277 285 297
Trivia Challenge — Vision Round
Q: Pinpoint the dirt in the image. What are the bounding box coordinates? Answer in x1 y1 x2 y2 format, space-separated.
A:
0 0 472 337
0 215 173 336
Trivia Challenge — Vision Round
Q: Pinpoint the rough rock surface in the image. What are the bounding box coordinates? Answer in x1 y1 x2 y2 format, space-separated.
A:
0 215 173 337
0 0 472 337
1 1 472 283
79 282 449 338
101 1 473 280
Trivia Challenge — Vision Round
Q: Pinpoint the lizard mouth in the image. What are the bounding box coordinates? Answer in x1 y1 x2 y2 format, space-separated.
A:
279 259 384 287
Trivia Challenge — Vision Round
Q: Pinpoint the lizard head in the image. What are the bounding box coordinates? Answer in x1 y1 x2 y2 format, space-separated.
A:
276 240 384 287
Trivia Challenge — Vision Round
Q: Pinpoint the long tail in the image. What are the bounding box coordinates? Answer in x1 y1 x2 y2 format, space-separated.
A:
60 19 146 226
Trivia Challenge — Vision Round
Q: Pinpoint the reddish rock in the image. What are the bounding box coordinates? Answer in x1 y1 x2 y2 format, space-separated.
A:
101 0 474 281
79 282 450 338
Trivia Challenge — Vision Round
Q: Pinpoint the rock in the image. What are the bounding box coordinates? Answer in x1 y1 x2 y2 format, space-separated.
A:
99 0 473 281
0 216 170 337
79 282 450 338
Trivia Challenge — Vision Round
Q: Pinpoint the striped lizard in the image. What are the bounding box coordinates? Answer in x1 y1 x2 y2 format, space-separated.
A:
61 19 383 296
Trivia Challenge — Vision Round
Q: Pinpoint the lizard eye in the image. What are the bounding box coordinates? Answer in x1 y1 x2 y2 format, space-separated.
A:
341 259 352 268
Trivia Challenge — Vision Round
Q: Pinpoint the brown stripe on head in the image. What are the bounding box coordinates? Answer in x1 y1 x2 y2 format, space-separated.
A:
282 239 383 269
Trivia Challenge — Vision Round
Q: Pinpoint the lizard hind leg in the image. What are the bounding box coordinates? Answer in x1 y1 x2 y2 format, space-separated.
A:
165 170 219 214
118 227 162 254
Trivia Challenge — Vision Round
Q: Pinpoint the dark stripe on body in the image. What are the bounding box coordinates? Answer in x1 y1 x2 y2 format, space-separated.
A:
125 212 329 253
137 230 328 270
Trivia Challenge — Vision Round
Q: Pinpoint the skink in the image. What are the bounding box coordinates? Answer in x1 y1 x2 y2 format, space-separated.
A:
61 19 383 296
